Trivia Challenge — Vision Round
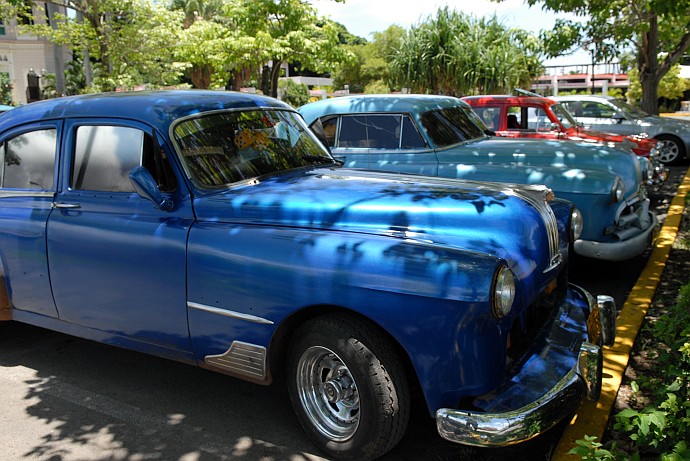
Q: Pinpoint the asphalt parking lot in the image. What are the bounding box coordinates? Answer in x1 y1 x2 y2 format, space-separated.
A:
0 166 688 461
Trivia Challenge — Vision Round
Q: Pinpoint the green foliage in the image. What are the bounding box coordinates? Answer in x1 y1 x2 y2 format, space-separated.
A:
278 78 309 108
524 0 690 114
627 66 690 104
21 0 187 92
224 0 351 97
364 80 390 94
388 7 544 96
0 73 13 106
568 435 625 460
573 282 690 460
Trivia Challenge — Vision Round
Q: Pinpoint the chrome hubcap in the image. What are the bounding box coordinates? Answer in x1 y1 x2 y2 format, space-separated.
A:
296 346 360 440
658 140 679 163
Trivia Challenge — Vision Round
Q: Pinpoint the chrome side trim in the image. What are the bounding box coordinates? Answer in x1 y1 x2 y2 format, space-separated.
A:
187 302 274 325
205 341 267 380
0 191 54 199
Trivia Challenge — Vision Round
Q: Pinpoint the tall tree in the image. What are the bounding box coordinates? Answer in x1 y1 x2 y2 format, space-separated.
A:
15 0 185 92
388 8 544 96
225 0 350 97
332 25 405 93
528 0 690 114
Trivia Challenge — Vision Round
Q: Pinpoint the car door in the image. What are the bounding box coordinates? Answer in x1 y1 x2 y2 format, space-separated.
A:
569 100 639 136
0 122 60 318
46 120 195 352
325 113 438 176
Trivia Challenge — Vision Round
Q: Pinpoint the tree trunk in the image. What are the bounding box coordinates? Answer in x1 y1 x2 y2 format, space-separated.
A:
269 60 283 98
638 13 660 114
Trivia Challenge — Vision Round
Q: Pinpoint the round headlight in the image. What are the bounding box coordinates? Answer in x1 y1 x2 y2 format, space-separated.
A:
612 176 625 203
571 207 584 241
491 265 515 319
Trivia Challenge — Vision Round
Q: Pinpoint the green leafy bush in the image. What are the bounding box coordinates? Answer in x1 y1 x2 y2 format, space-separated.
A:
572 282 690 460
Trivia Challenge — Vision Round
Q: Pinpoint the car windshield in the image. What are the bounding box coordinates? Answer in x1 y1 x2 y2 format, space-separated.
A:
420 105 486 147
551 103 578 129
173 109 335 188
609 99 649 118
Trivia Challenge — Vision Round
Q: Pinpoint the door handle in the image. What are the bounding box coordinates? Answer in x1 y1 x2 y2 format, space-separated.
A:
52 202 81 209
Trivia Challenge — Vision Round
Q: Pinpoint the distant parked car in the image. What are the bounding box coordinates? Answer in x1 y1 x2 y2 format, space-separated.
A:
0 90 613 461
462 93 668 191
0 104 14 115
299 94 658 261
555 94 690 165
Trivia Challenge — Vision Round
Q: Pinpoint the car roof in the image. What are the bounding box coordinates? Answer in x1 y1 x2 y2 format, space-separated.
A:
462 95 558 106
554 95 616 101
0 90 293 132
299 94 467 122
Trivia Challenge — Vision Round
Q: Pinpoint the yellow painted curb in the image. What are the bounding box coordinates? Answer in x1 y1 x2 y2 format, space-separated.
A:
552 167 690 460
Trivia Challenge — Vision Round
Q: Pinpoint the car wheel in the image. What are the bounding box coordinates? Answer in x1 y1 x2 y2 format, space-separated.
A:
287 314 410 460
656 135 685 165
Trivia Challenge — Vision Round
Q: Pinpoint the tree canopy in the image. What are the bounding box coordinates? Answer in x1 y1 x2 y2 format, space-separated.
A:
529 0 690 114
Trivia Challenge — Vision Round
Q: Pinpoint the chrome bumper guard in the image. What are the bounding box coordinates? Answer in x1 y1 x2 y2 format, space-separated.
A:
435 288 616 447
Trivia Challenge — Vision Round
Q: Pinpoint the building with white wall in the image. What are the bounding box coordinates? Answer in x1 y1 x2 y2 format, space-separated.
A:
0 2 70 105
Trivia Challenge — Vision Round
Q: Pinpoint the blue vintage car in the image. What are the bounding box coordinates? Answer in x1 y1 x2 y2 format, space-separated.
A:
0 91 614 460
299 94 659 262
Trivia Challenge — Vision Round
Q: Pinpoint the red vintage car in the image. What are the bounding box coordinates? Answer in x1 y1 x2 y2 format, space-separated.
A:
462 93 668 191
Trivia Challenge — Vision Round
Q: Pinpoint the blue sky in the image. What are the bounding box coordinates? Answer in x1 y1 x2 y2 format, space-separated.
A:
311 0 591 67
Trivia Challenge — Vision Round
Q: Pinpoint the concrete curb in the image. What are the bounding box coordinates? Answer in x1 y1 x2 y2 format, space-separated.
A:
551 167 690 460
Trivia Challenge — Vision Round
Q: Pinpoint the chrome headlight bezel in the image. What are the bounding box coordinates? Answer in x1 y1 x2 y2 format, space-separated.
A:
612 176 625 203
571 207 584 241
491 265 516 319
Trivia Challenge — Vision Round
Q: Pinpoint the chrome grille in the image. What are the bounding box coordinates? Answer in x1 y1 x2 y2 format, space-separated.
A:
507 185 561 273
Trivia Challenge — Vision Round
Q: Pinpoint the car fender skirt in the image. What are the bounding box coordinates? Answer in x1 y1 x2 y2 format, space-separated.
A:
435 342 602 446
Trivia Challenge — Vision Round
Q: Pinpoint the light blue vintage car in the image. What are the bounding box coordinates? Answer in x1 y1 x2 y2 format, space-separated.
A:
0 91 613 461
299 94 658 262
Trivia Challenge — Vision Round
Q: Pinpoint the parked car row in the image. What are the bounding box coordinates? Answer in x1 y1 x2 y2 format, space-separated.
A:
461 92 669 192
299 94 659 262
0 90 619 461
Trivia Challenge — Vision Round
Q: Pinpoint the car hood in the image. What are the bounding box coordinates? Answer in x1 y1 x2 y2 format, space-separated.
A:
641 115 690 131
455 137 641 197
192 167 561 285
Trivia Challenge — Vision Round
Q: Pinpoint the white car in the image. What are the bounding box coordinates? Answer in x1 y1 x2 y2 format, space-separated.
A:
556 95 690 165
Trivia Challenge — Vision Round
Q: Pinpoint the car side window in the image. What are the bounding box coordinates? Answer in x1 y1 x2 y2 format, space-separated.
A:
338 115 369 148
320 116 338 147
72 125 177 193
337 114 425 150
580 102 615 118
400 116 426 149
1 128 56 190
527 107 552 131
474 107 501 130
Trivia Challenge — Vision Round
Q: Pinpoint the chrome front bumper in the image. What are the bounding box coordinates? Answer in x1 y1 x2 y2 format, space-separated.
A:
435 288 616 447
574 209 658 261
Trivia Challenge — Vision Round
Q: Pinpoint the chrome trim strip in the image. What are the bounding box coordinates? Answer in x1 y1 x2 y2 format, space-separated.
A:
0 191 54 199
507 186 561 272
205 341 267 381
187 301 274 325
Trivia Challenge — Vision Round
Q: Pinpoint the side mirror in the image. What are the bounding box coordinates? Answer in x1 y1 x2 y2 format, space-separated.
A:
550 122 561 131
129 166 174 211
